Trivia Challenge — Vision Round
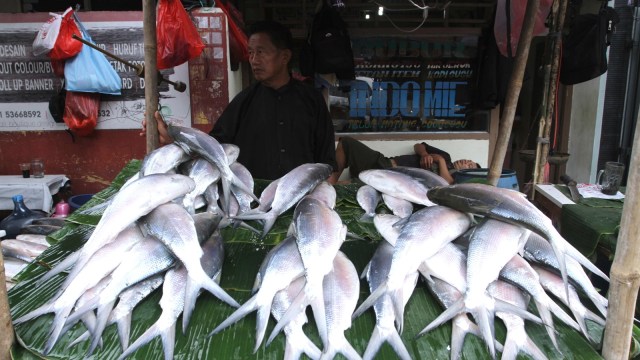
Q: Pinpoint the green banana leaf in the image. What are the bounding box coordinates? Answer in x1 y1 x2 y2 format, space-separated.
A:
6 160 618 359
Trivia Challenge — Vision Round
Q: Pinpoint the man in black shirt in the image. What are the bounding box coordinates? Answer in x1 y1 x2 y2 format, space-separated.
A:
146 21 337 180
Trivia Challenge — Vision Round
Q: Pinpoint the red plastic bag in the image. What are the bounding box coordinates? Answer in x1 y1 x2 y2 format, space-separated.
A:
156 0 205 69
217 1 249 63
48 9 82 61
63 91 99 136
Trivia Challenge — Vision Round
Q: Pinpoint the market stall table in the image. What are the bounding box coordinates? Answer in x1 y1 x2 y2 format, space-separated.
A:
0 175 69 213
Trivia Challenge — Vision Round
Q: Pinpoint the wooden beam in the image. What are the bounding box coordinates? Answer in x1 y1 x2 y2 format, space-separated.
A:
0 251 14 359
143 0 159 154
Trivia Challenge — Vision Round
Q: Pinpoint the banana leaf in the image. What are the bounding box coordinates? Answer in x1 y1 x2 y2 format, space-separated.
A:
7 160 616 359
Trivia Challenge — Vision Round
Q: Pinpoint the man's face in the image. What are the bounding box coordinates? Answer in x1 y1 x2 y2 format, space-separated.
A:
247 33 290 86
453 159 478 170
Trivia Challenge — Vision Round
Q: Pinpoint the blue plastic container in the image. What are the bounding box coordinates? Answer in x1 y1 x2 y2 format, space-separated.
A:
454 168 519 191
68 194 94 212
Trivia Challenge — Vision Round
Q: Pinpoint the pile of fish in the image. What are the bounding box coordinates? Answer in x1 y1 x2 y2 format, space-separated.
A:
7 124 609 360
352 171 609 360
1 234 51 290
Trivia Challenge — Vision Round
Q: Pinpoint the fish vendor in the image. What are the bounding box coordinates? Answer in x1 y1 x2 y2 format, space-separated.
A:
144 20 337 181
329 136 480 184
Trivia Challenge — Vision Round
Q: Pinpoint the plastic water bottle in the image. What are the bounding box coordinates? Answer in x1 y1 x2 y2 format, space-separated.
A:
0 195 47 239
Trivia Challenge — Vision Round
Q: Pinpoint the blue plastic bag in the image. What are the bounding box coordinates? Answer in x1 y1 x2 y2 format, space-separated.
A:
64 13 121 95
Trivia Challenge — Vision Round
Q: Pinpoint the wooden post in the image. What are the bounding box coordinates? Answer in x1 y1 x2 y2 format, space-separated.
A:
602 112 640 359
143 0 159 154
0 251 14 359
487 0 540 186
533 0 569 187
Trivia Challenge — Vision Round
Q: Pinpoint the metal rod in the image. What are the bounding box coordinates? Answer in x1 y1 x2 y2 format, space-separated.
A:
71 34 186 92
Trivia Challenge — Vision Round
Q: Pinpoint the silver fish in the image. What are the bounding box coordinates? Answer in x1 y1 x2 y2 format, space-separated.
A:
3 257 29 282
307 181 337 209
427 183 609 301
181 158 221 214
499 254 580 349
272 276 322 360
362 241 414 360
267 196 347 347
388 166 449 188
235 163 333 238
381 193 413 218
523 232 608 317
12 222 145 355
15 234 50 246
359 169 435 207
353 206 471 334
254 178 280 213
230 161 255 214
1 239 49 263
418 242 468 293
140 143 190 177
372 214 402 246
50 173 195 290
209 236 305 352
533 264 606 344
222 143 240 164
118 233 224 360
357 185 380 222
487 280 548 360
168 124 258 212
320 251 361 360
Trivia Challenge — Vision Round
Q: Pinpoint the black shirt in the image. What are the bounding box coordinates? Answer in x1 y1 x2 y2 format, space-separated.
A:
210 79 337 180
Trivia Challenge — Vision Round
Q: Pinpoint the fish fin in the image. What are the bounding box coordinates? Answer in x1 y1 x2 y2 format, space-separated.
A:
231 172 260 204
12 301 54 325
584 308 606 327
494 298 542 324
547 298 581 331
35 250 80 286
521 334 550 360
586 290 609 318
416 298 465 338
253 299 274 352
182 278 197 333
359 213 374 223
116 312 133 350
391 217 409 229
363 325 411 360
337 340 362 360
501 333 521 360
85 300 116 357
391 287 405 335
360 261 371 280
352 281 388 320
346 231 366 241
118 319 168 360
284 332 321 360
549 240 571 305
456 315 503 353
470 304 496 359
266 283 310 347
534 300 559 350
195 273 240 308
237 220 261 235
220 177 232 215
208 293 258 337
43 304 75 355
160 322 176 360
451 315 472 360
67 330 90 348
563 242 609 282
309 287 328 346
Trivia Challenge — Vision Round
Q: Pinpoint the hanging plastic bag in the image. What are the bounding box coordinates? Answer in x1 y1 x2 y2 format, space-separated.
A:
48 8 82 61
156 0 205 69
64 13 121 95
63 91 100 136
32 8 70 56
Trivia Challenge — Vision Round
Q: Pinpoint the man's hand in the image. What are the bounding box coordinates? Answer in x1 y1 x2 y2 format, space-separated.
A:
419 154 434 169
140 111 172 145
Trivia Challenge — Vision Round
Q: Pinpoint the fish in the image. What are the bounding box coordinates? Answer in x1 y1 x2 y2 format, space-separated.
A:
499 254 580 349
49 173 195 290
15 234 50 246
416 218 538 358
353 206 472 334
230 162 256 215
254 178 280 213
372 214 402 246
487 280 548 360
418 242 468 293
388 166 449 188
118 233 224 360
1 239 49 263
222 143 240 164
425 277 503 360
533 264 606 344
19 224 61 236
208 236 305 352
180 158 221 214
3 257 29 282
271 276 322 360
523 232 608 317
167 124 258 213
356 185 380 222
234 163 333 238
267 196 347 347
320 251 361 360
381 193 413 218
358 169 435 207
12 222 145 355
140 143 191 177
140 202 240 331
362 241 415 360
427 183 609 302
307 181 337 209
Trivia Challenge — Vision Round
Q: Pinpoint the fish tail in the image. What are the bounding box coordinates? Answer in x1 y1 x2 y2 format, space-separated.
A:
360 261 371 280
416 298 465 338
584 307 606 327
118 319 169 360
586 289 609 318
196 273 240 308
12 301 54 325
283 340 305 360
231 172 260 204
43 304 75 355
182 278 198 333
67 330 90 349
547 297 580 331
221 177 232 215
457 315 504 354
358 213 374 223
471 306 496 359
522 334 549 360
160 322 176 360
535 300 559 350
563 241 610 281
363 325 411 360
35 250 80 286
319 348 338 360
500 333 520 360
209 293 258 338
331 339 362 360
391 287 405 335
116 312 133 350
352 281 388 320
309 288 328 346
290 332 322 360
494 298 542 324
86 300 116 357
266 282 310 346
253 301 273 352
450 315 471 360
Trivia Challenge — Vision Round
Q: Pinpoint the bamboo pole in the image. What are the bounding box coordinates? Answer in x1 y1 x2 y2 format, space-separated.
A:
143 0 159 154
602 112 640 359
533 0 569 188
0 251 14 360
487 0 541 186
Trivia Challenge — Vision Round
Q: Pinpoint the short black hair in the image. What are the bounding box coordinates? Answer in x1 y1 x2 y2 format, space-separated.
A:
248 20 293 51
